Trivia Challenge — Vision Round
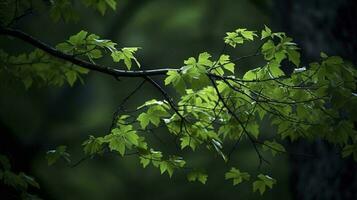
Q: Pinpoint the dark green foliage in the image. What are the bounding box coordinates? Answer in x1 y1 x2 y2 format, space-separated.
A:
0 154 41 199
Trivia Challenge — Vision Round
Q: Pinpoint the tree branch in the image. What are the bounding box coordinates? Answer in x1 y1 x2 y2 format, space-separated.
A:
143 76 185 120
0 27 179 78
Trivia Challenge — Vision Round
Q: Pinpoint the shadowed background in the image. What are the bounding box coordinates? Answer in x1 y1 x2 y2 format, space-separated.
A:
0 0 356 199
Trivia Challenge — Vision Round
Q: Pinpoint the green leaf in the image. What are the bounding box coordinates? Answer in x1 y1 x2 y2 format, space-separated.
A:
239 29 256 41
211 139 227 162
187 170 208 184
123 48 141 69
81 0 117 15
197 52 213 67
65 70 77 86
137 99 169 110
246 122 259 139
140 156 150 168
225 167 250 186
261 25 272 39
261 40 275 60
159 161 173 177
137 137 148 150
320 52 328 59
137 113 150 129
105 0 117 10
243 68 259 80
139 150 163 168
268 60 285 77
111 48 140 70
165 70 186 93
218 54 235 74
184 57 197 66
224 32 241 47
136 100 169 128
126 131 140 146
88 49 103 59
107 134 126 156
253 174 276 195
111 51 123 62
253 180 266 194
104 125 139 156
287 49 300 67
82 135 103 155
57 42 74 52
224 28 257 47
46 145 71 166
50 0 79 22
97 1 107 15
262 140 286 156
69 30 88 45
180 135 198 150
159 156 186 177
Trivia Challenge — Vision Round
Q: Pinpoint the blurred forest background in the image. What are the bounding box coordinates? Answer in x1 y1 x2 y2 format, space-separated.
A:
1 0 356 199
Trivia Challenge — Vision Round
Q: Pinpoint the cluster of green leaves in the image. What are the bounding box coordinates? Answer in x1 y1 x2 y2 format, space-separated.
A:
57 30 140 70
165 52 235 94
2 21 356 194
137 100 170 129
165 52 213 92
224 28 257 47
187 170 208 184
0 154 41 200
0 49 89 88
78 26 357 194
225 167 250 186
224 168 276 195
0 29 140 89
50 0 117 22
261 25 300 67
81 115 188 178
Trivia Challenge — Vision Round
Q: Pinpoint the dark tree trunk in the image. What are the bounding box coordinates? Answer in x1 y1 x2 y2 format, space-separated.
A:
273 0 357 199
